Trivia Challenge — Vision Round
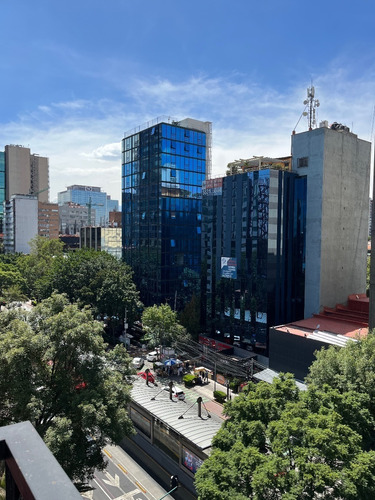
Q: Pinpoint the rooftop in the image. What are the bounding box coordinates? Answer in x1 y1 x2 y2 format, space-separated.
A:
131 377 223 453
274 294 369 346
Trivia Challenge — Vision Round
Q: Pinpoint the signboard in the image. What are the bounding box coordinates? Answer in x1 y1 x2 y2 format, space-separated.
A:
182 446 204 474
221 257 237 279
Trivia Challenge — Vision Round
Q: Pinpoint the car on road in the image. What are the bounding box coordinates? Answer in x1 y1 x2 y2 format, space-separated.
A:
163 385 185 401
146 351 159 362
132 357 144 369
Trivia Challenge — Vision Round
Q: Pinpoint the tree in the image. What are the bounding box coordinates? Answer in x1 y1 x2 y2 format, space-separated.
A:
179 293 201 338
17 236 64 300
40 249 141 328
195 374 375 499
141 303 188 347
0 293 134 486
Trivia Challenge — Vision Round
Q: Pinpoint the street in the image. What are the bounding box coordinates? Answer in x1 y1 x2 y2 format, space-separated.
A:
81 444 171 500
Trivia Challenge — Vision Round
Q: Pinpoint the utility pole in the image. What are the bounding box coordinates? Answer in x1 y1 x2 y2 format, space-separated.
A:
124 307 128 350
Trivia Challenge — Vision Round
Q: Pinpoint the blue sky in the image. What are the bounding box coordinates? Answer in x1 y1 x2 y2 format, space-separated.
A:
1 0 375 201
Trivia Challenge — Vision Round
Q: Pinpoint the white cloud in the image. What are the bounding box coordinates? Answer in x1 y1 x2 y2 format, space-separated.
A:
1 62 374 203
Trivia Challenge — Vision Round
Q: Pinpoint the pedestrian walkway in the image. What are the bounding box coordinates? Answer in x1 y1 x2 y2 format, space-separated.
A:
153 373 238 420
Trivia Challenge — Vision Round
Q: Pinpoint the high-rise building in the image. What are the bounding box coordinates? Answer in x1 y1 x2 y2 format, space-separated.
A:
4 195 38 253
58 185 118 226
4 145 49 202
291 124 371 318
0 152 5 233
38 202 59 240
202 164 306 351
59 202 95 235
122 116 212 307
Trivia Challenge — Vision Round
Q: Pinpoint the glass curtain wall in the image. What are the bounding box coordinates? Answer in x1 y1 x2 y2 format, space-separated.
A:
122 122 206 307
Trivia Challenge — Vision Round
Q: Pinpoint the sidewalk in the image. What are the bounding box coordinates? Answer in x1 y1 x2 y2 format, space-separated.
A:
155 372 237 420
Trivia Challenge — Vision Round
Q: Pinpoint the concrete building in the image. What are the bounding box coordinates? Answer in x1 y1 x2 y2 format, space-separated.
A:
291 124 371 318
4 195 38 253
122 116 211 307
58 185 118 226
80 226 122 259
38 202 59 240
59 202 95 235
109 210 122 227
4 145 49 202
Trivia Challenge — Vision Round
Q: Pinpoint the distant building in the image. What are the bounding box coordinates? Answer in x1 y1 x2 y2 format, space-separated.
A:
59 202 95 235
122 116 211 307
38 202 59 240
4 195 38 253
58 185 118 226
80 226 122 259
4 145 49 202
59 234 80 251
109 210 122 227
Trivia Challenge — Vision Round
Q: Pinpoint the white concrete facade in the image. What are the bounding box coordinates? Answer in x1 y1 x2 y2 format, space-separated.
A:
292 126 371 318
4 195 38 254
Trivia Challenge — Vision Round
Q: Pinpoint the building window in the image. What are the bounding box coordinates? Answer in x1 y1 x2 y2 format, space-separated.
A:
298 157 308 168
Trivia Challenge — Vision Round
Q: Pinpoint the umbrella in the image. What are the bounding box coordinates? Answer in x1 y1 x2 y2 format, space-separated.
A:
137 371 155 383
164 358 183 366
164 358 178 367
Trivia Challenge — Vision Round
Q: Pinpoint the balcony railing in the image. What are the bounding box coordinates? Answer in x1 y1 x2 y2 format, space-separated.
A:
0 421 81 500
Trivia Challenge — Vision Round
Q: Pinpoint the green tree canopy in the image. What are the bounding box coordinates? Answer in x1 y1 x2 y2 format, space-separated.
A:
17 236 64 300
141 303 188 347
195 373 375 499
39 248 141 325
0 293 134 485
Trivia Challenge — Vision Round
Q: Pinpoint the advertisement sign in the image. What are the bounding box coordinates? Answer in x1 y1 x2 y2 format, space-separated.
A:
221 257 237 279
182 447 204 474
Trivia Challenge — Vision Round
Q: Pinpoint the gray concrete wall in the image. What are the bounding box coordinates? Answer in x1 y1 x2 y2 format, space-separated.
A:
14 196 38 253
292 127 370 318
320 129 370 309
5 145 31 200
292 129 324 318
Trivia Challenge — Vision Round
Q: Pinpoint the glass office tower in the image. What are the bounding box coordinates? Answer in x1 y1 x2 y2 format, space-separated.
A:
122 117 212 307
202 168 306 353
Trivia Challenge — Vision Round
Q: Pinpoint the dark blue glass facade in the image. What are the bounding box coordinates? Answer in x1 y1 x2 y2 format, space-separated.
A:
122 122 207 307
202 169 306 352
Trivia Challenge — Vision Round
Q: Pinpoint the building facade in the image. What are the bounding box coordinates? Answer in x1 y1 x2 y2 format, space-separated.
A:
291 125 371 318
59 202 95 235
122 116 212 307
58 185 118 227
80 226 122 259
38 202 59 240
4 195 38 254
4 145 49 202
202 167 306 351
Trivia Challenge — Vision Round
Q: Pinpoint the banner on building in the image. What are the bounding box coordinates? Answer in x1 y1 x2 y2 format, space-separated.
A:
221 257 237 279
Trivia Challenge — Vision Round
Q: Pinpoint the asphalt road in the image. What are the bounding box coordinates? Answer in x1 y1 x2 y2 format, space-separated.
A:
81 444 170 500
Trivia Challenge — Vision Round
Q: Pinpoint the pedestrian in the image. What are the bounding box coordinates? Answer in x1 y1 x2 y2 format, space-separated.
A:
205 370 209 383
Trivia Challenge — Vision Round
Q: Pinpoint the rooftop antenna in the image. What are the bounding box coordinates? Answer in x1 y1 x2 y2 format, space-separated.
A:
303 84 320 130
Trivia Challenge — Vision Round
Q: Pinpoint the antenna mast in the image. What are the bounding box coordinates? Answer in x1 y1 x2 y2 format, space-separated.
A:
303 85 320 130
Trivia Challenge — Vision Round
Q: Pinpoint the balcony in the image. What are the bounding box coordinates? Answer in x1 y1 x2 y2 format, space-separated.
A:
0 421 81 500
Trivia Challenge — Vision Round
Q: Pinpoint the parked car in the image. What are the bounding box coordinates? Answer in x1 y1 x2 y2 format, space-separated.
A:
132 357 144 369
146 351 159 362
163 385 185 401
